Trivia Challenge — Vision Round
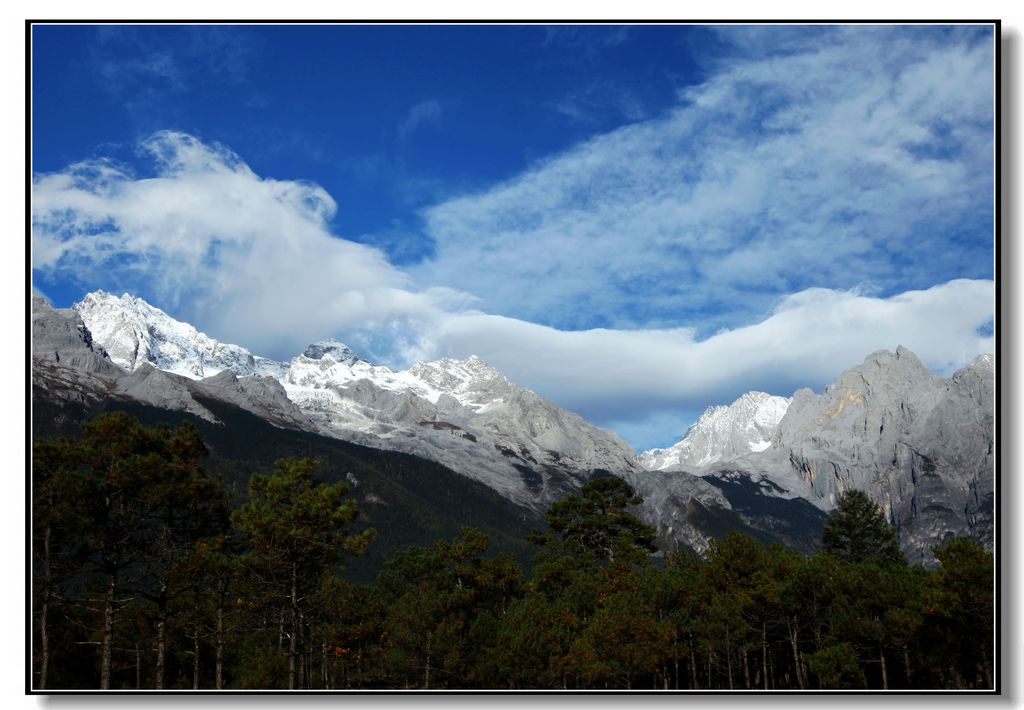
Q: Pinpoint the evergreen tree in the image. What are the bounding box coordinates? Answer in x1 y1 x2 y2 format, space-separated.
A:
920 537 994 688
822 490 904 566
36 413 221 689
231 457 374 689
530 477 656 566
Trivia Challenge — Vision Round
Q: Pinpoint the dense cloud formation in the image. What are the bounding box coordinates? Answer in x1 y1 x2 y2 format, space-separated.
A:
32 132 471 357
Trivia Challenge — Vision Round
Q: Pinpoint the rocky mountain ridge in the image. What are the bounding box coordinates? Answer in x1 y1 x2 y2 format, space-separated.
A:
32 291 995 562
68 292 640 511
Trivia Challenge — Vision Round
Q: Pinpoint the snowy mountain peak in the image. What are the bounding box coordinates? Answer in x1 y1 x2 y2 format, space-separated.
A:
301 339 361 365
970 353 994 371
407 355 511 404
74 291 285 380
640 391 791 470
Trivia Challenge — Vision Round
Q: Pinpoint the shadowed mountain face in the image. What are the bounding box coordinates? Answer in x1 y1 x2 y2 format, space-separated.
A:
33 293 994 564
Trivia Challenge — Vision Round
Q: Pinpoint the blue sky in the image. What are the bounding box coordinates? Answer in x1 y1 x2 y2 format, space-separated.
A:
31 23 996 450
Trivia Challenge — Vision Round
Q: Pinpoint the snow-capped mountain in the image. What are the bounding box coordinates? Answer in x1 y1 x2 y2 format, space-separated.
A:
74 292 286 380
41 291 994 561
640 392 791 470
72 291 640 510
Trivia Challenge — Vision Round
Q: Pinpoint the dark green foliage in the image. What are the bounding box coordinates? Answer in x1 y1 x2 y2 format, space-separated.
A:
33 389 541 583
32 411 994 690
232 457 373 689
530 476 656 566
822 490 905 566
31 413 226 689
917 537 995 688
805 643 866 688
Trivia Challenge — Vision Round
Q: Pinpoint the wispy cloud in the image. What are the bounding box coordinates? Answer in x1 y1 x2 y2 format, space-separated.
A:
86 26 257 120
541 25 632 59
550 80 648 125
411 26 995 335
398 100 443 141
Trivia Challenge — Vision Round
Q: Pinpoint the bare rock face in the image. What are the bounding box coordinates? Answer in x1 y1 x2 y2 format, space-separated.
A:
32 295 122 377
776 347 946 506
117 364 217 422
633 346 994 563
754 347 993 564
32 295 126 414
196 370 319 431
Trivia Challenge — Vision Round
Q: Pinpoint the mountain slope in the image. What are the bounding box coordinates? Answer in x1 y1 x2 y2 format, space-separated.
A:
74 291 286 379
640 391 791 469
691 348 995 564
72 291 641 511
46 292 995 563
31 381 543 583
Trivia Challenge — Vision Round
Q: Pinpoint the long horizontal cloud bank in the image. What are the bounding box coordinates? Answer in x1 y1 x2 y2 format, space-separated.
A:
425 278 994 424
413 26 994 334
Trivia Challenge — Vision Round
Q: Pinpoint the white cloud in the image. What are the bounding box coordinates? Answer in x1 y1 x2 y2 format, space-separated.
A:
410 27 995 333
32 131 450 356
409 278 993 428
32 131 994 445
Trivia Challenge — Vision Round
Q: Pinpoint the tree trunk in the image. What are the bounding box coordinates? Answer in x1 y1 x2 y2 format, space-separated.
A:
879 646 888 690
789 617 804 689
298 614 305 689
155 589 167 690
215 594 224 690
903 644 911 687
192 616 201 689
424 631 432 689
689 634 698 689
135 643 141 689
726 628 733 689
289 563 298 690
762 622 768 690
38 524 51 690
100 573 115 690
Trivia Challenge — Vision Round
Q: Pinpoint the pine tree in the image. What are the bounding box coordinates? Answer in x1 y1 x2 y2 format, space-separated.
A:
231 458 374 689
530 477 656 566
822 490 904 566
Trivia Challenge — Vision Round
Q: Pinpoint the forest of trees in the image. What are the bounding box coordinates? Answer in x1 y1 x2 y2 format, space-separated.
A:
32 413 995 691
